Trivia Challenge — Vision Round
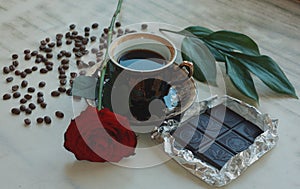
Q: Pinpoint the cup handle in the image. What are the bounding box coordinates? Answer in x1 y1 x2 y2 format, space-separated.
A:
179 61 194 78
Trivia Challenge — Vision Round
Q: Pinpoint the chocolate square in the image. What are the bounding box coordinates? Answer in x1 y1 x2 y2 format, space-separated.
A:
172 123 211 151
217 131 251 154
206 105 244 128
189 114 228 138
195 143 234 170
233 120 263 142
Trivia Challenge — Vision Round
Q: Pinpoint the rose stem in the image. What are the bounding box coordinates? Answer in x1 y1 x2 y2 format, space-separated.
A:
97 0 123 110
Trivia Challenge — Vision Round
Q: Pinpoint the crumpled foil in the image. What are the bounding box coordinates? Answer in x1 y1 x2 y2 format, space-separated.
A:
151 95 279 187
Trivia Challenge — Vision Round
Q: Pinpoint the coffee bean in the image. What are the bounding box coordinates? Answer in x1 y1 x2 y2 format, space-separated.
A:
20 71 27 78
25 108 32 115
13 92 21 99
11 108 20 115
37 92 44 97
61 59 69 65
59 74 67 80
12 54 18 59
12 85 19 92
24 118 31 126
51 91 60 97
90 36 97 42
3 93 11 100
35 57 42 63
14 70 21 76
57 53 63 59
44 116 51 124
21 80 28 88
84 27 90 32
24 49 30 54
66 39 72 45
44 48 52 53
56 40 62 47
29 103 36 110
65 52 72 58
9 65 15 71
24 68 32 74
55 111 64 118
62 65 69 70
27 87 35 93
115 21 121 27
58 87 66 93
48 42 55 48
40 68 48 74
40 102 47 108
31 50 38 56
37 97 44 104
46 65 53 71
45 37 50 43
65 32 71 38
72 47 80 52
69 24 76 30
36 117 44 124
20 98 27 104
75 52 83 58
24 94 32 100
3 66 10 74
60 79 67 86
12 60 19 67
6 77 14 83
84 32 90 37
103 28 109 34
46 53 53 59
66 88 72 96
20 105 26 111
70 72 78 78
82 38 89 45
24 54 31 60
32 66 38 71
38 81 46 88
69 79 74 86
45 61 53 66
92 23 99 29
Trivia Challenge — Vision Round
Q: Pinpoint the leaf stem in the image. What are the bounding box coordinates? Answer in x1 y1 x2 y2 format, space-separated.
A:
97 0 123 110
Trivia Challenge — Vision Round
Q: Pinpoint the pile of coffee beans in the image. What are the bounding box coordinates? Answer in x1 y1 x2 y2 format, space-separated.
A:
1 22 145 127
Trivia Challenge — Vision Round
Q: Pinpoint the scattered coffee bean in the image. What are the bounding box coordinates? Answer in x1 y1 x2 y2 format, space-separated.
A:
25 108 32 115
12 54 18 59
61 59 69 65
40 68 48 74
70 72 77 78
58 87 66 93
88 61 96 67
92 23 99 29
62 65 69 70
13 92 21 99
66 39 72 45
24 94 32 100
36 117 44 124
40 102 47 108
27 87 35 93
60 79 67 86
51 91 60 97
84 32 90 37
103 28 109 34
6 77 13 83
24 68 32 74
12 60 19 67
71 31 78 36
65 52 72 58
35 57 42 63
48 42 55 48
44 116 52 124
24 118 31 126
115 21 121 27
3 66 10 74
3 93 11 100
21 80 28 88
9 65 15 71
37 97 44 104
38 81 46 88
84 27 90 32
45 37 50 43
29 103 36 110
69 79 74 86
56 40 62 47
12 85 19 92
11 108 20 115
46 53 53 59
55 111 64 118
59 74 67 80
31 66 38 71
20 98 27 104
24 49 30 54
20 71 27 78
24 54 31 60
37 92 44 97
46 65 53 71
14 70 21 76
31 50 38 56
20 105 26 111
66 88 72 96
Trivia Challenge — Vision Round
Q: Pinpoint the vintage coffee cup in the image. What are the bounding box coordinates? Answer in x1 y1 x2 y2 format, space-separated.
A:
104 33 196 125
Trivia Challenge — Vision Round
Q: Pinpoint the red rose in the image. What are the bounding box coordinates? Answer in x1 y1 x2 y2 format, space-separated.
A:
64 106 137 162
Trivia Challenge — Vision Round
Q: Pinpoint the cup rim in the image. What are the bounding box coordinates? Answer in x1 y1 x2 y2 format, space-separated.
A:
108 32 177 72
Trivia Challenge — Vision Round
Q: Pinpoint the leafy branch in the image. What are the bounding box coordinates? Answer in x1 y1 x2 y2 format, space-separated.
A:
160 26 298 102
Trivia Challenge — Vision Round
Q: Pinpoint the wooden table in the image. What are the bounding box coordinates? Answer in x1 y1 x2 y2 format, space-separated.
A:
0 0 299 188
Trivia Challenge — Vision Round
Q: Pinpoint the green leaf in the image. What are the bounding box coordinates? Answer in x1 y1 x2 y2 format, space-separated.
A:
72 76 98 99
230 52 298 98
226 56 259 101
159 26 213 38
204 31 260 56
205 43 226 62
181 37 217 84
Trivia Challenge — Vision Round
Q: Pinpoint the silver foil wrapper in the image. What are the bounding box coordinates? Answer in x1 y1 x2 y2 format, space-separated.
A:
151 95 279 187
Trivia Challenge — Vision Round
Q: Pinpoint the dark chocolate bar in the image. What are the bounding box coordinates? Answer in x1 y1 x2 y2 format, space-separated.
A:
171 105 263 170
